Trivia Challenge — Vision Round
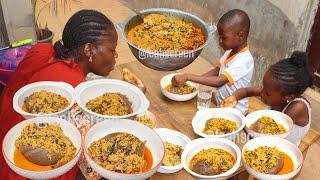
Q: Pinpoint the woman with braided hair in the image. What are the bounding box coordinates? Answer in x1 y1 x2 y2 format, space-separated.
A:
0 10 118 179
221 51 314 145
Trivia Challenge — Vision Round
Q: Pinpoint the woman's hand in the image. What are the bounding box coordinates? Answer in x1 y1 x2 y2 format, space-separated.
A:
172 74 188 87
132 74 146 93
220 95 238 108
122 68 146 93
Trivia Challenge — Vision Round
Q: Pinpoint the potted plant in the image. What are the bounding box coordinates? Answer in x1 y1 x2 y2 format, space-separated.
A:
31 0 79 43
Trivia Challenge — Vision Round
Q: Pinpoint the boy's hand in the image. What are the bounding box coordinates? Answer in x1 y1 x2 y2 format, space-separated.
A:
172 74 188 87
220 95 237 108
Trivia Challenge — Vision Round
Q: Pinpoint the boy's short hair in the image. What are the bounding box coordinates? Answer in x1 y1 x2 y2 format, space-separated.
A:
218 9 250 36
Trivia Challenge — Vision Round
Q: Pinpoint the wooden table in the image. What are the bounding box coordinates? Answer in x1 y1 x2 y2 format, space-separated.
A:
110 61 205 140
108 60 246 180
80 60 320 179
110 59 244 180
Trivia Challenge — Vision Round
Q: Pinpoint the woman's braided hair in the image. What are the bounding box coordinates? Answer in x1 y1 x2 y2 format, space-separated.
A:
54 9 115 60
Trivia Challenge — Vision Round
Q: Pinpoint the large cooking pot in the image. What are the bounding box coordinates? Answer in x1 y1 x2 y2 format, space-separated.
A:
117 8 216 71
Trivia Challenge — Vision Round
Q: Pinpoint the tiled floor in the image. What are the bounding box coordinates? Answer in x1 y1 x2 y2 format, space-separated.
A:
36 0 320 179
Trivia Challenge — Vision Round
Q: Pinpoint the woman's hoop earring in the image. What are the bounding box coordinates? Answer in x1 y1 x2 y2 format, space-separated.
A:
89 56 93 63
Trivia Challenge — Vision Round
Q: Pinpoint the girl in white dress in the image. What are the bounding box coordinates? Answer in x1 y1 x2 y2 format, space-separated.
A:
221 51 314 145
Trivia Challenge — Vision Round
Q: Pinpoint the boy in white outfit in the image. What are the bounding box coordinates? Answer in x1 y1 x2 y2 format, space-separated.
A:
172 9 254 114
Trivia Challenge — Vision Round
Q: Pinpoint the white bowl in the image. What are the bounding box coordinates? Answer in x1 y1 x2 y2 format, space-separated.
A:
192 108 245 140
181 138 241 180
84 119 164 180
245 110 294 139
155 128 191 174
2 117 82 180
13 81 75 120
160 73 198 101
135 110 157 129
75 79 150 125
242 136 303 180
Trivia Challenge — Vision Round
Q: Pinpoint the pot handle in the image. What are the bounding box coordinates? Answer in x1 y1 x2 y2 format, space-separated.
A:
116 22 126 39
116 22 125 31
206 24 217 34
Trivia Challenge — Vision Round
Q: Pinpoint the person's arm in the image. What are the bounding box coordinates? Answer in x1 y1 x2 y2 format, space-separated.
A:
188 74 228 87
172 73 228 87
283 100 309 126
234 86 262 100
172 66 221 86
202 67 220 77
220 86 262 107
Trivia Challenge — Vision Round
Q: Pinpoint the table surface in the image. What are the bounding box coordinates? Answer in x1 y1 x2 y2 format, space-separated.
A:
108 60 247 179
81 60 320 180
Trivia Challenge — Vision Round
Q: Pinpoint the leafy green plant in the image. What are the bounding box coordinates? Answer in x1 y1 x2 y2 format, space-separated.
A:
31 0 80 40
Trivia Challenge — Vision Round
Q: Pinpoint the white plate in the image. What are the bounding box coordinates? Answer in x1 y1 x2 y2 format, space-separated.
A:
242 136 303 180
245 110 293 139
2 117 82 179
192 108 245 140
155 128 191 174
13 81 75 120
75 79 150 124
84 119 164 180
181 138 241 180
135 110 157 129
160 73 198 101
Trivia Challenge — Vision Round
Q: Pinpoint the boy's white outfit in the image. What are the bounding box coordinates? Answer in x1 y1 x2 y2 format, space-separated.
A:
215 45 254 114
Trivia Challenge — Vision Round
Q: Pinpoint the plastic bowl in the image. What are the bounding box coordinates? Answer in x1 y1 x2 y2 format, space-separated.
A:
160 73 198 101
181 138 241 180
2 117 82 179
13 81 75 120
75 79 150 125
84 119 164 180
135 110 157 129
245 110 294 139
192 108 245 140
242 136 303 180
155 128 191 174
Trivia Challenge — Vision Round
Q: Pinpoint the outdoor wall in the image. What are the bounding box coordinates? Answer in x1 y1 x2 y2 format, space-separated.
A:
0 1 9 48
268 0 319 50
0 0 36 45
120 0 319 86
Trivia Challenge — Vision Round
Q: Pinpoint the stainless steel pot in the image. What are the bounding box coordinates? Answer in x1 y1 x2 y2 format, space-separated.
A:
117 8 216 71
